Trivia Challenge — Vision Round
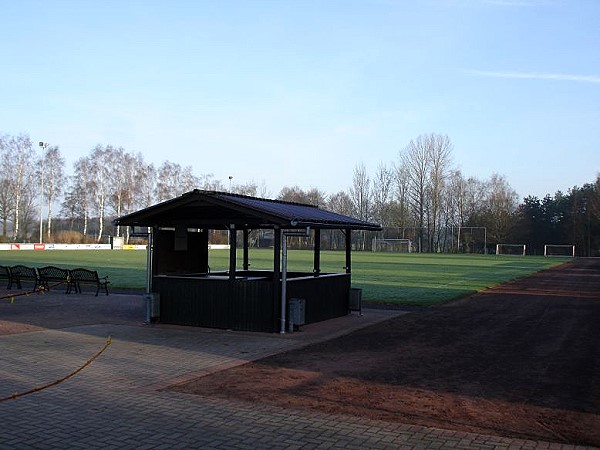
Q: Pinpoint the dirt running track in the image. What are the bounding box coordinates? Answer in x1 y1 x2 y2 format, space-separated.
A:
171 258 600 447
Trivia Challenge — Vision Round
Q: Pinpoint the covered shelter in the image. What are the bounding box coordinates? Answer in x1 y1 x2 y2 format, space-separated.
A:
114 190 381 333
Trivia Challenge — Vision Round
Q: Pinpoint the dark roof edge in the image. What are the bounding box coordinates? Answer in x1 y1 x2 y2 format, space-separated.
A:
114 189 382 231
205 189 319 209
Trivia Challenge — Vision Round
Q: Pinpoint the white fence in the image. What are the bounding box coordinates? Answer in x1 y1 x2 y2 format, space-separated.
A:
0 243 230 251
0 243 144 251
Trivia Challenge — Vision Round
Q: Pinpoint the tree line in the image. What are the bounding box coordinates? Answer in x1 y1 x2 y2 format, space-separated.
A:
1 132 598 256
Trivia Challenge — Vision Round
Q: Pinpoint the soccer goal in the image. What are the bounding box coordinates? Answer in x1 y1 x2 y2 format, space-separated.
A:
372 238 412 253
544 244 575 257
496 244 526 256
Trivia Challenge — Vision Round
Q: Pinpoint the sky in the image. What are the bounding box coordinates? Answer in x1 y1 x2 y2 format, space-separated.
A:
1 0 599 201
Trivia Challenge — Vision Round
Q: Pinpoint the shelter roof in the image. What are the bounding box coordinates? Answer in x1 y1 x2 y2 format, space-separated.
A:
114 189 381 231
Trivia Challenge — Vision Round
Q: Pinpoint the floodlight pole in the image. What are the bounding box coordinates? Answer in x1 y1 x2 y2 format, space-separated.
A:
38 141 49 244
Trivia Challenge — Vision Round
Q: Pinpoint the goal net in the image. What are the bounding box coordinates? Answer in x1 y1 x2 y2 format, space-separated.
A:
544 244 575 257
372 238 412 253
496 244 526 256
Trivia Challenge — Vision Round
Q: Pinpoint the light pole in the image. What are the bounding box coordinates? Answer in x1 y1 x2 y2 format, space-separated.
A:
228 175 233 193
38 141 49 244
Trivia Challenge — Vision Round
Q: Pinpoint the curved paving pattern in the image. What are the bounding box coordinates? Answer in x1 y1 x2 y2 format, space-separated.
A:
0 292 595 449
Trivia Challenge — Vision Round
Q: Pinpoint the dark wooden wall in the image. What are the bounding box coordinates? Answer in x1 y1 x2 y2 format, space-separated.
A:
153 277 275 332
153 228 209 275
287 274 350 323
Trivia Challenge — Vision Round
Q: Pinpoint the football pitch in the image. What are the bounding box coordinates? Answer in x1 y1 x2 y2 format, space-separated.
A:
0 249 569 306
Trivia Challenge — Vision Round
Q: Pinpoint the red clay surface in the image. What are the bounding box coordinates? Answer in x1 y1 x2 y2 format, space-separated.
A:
170 258 600 447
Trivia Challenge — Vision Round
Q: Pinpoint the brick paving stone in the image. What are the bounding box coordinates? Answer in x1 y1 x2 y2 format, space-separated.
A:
1 297 598 450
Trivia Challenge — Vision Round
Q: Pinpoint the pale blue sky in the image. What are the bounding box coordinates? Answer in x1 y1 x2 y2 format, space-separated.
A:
2 0 599 200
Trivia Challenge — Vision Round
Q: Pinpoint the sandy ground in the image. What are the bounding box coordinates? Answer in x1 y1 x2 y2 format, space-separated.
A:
170 258 600 447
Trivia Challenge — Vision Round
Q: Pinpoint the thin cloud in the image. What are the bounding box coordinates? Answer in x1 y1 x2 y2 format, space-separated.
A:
483 0 560 6
468 70 600 84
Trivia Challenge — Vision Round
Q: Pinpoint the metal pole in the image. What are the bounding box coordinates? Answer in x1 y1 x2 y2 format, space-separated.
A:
38 142 48 244
484 227 487 255
280 233 287 334
146 229 153 294
280 227 310 334
39 174 44 244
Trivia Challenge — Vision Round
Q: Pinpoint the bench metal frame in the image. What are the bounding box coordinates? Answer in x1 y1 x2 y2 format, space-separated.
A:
9 265 41 291
70 268 110 296
38 266 74 293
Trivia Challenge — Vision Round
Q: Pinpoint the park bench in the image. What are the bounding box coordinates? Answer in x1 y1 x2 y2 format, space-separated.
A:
38 266 74 293
9 265 41 291
70 268 110 296
0 265 13 289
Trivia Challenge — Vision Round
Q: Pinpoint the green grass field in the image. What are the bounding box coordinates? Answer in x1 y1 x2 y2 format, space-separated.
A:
0 249 569 306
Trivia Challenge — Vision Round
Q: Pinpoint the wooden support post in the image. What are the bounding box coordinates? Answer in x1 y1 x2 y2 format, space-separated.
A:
229 224 236 280
313 228 321 275
273 227 281 332
345 228 352 274
243 229 250 271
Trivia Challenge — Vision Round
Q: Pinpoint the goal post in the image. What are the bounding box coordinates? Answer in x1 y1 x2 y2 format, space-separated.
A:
372 238 413 253
496 244 526 256
544 244 575 257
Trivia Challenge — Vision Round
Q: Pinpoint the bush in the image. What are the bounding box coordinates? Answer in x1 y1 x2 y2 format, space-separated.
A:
53 230 85 244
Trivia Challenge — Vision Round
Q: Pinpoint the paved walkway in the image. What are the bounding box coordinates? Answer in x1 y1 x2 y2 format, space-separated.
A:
0 292 596 449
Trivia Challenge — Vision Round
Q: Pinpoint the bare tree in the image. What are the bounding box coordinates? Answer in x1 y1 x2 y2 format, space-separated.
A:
138 161 157 209
427 134 453 252
181 165 200 192
350 162 371 221
350 162 372 250
372 162 394 227
88 145 114 242
447 171 486 229
155 161 178 202
399 133 453 252
447 170 466 228
63 156 94 238
256 181 271 199
590 174 600 222
41 145 66 239
325 190 355 250
401 136 430 251
278 186 310 203
233 181 259 196
199 173 224 191
480 173 519 243
110 147 148 238
305 188 327 207
390 161 412 229
328 191 354 216
0 135 15 237
3 135 37 240
109 147 127 236
155 161 199 201
60 187 80 233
